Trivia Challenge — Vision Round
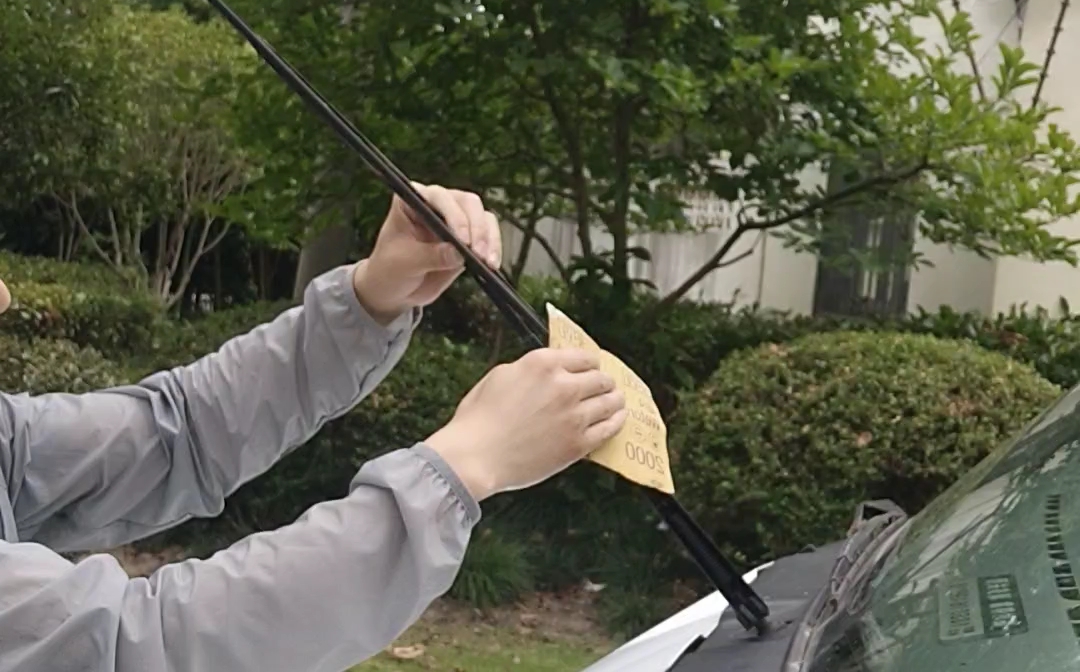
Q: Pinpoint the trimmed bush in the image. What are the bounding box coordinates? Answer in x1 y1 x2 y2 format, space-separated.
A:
1 280 164 358
896 305 1080 389
640 301 1080 397
0 252 131 291
309 332 485 468
0 334 127 394
672 330 1061 567
0 252 164 357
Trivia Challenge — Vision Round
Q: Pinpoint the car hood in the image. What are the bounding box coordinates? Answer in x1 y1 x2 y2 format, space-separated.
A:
581 540 851 672
580 563 774 672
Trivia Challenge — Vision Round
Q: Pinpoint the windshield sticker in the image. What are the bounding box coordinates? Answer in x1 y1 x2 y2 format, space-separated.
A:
1043 494 1080 640
937 575 1028 643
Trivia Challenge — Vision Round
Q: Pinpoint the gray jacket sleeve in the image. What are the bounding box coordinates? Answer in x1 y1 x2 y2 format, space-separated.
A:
0 263 481 672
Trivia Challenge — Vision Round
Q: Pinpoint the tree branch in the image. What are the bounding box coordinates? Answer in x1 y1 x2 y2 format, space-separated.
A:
510 167 546 283
525 10 593 259
952 0 987 101
611 95 634 288
59 191 114 270
714 246 756 270
510 214 540 282
105 205 122 267
655 158 932 309
500 214 569 282
152 118 250 306
1031 0 1069 110
168 218 232 309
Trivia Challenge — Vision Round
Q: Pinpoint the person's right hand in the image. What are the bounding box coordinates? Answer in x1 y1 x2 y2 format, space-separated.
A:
425 348 628 501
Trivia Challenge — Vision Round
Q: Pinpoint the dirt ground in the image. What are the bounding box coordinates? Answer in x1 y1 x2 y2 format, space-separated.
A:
419 584 609 646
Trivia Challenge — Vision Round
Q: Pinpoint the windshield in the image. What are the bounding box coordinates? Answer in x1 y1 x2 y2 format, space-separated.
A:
801 383 1080 672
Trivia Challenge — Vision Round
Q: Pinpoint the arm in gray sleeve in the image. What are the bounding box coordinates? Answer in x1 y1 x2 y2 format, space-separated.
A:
0 444 481 672
2 263 419 552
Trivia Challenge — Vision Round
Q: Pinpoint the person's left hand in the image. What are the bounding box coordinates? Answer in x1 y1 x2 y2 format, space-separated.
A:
352 183 501 324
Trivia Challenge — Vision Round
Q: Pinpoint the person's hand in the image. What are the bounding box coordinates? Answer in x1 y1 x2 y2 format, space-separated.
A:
425 348 628 501
353 183 501 324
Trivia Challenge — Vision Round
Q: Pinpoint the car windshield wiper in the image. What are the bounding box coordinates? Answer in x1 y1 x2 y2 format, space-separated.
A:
207 0 771 634
825 500 908 611
785 500 909 669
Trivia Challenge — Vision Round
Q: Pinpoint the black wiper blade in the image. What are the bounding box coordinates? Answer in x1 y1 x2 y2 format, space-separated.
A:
207 0 770 633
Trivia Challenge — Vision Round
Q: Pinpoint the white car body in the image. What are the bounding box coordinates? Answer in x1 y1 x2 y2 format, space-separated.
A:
581 563 774 672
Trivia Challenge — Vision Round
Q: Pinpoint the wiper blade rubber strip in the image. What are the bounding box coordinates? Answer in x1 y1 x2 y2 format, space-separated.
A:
207 0 769 633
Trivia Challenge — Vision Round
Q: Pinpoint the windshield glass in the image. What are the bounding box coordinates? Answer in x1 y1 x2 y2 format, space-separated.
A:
803 384 1080 672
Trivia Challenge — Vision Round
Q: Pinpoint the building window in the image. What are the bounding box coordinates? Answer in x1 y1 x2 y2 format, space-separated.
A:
812 162 915 318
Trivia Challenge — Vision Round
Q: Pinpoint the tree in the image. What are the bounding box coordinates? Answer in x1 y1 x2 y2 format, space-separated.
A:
216 2 393 297
0 0 118 258
385 0 1080 312
218 0 560 296
212 0 1080 314
663 0 1080 311
45 5 257 307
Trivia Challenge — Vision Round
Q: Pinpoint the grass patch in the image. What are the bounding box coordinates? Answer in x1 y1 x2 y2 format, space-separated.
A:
352 595 616 672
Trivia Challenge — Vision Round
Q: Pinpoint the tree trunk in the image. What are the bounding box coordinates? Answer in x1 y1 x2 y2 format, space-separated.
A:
256 248 268 301
213 245 223 310
291 221 356 301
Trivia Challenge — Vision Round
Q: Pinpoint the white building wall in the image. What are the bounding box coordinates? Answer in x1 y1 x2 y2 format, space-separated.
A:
907 241 997 314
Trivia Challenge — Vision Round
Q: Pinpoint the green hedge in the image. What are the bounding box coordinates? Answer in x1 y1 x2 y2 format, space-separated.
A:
0 254 164 357
1 280 164 358
9 253 1076 628
671 330 1062 567
0 252 131 291
635 301 1080 401
436 276 1080 413
0 334 127 394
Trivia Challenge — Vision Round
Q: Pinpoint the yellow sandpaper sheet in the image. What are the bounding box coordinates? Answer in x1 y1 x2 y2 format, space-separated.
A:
546 303 675 494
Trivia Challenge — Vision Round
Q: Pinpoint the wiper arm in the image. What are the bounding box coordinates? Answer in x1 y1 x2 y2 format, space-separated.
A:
832 502 907 588
817 500 908 622
207 0 770 633
784 501 908 671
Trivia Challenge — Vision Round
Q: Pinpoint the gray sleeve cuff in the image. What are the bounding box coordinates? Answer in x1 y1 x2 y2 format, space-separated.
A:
411 443 482 526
